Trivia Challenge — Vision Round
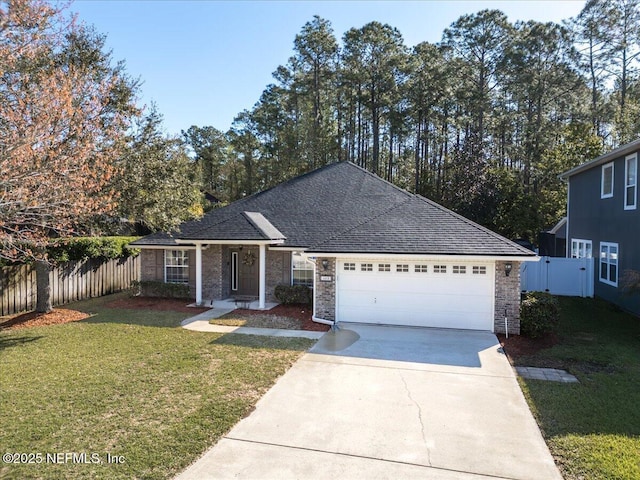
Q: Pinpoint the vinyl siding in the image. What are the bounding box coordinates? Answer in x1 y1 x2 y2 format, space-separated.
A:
568 153 640 316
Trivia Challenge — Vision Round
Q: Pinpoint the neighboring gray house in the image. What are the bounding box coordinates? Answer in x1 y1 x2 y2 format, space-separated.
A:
131 162 535 334
560 138 640 316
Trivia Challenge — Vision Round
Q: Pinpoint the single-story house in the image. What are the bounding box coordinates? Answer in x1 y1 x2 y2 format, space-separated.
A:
131 162 536 334
560 138 640 316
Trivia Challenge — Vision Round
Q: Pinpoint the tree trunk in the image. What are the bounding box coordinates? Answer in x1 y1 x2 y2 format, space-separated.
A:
36 260 52 313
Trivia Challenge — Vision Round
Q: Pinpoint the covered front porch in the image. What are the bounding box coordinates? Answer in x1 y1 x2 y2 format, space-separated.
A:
193 297 280 311
182 239 291 310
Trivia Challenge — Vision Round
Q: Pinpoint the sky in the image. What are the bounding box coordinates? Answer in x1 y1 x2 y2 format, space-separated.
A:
69 0 587 137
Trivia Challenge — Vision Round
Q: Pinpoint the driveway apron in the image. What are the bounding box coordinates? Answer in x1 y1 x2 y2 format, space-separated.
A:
175 324 562 480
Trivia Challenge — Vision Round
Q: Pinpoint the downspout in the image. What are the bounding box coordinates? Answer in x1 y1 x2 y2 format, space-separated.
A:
560 174 570 258
306 257 335 326
195 243 203 306
504 305 509 339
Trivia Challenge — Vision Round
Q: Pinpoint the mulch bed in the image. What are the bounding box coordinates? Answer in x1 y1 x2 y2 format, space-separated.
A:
233 304 329 332
497 333 559 365
0 309 90 331
1 297 327 332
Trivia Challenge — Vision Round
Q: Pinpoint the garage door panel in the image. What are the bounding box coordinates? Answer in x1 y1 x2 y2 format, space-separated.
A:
337 260 494 331
339 275 489 296
339 291 492 311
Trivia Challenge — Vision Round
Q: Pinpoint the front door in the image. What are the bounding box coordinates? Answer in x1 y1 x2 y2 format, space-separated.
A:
231 248 259 296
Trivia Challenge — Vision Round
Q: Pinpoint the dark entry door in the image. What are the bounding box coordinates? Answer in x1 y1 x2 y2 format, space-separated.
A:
231 248 259 296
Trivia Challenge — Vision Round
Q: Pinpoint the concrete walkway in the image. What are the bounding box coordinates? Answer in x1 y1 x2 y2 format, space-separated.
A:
180 302 325 340
516 366 579 383
175 325 562 480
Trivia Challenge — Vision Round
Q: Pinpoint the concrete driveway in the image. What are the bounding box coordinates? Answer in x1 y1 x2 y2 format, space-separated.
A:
175 324 562 480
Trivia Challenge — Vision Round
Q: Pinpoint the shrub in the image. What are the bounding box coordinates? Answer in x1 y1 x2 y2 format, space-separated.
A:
274 284 312 305
520 292 560 338
132 280 191 299
48 236 141 262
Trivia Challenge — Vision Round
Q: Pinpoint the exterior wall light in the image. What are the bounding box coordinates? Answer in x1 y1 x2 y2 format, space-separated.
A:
321 259 329 270
504 262 513 277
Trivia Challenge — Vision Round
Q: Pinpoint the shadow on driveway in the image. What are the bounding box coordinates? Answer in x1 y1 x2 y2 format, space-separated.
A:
310 323 501 368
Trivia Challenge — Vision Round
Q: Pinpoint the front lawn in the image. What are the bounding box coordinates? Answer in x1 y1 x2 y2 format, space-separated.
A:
0 294 314 479
506 297 640 480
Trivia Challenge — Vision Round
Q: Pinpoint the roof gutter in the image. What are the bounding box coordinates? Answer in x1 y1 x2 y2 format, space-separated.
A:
174 239 285 245
302 252 539 262
560 138 640 180
128 243 198 250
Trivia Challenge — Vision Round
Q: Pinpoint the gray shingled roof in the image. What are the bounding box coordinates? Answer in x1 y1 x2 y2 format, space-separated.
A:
131 162 533 257
307 195 533 256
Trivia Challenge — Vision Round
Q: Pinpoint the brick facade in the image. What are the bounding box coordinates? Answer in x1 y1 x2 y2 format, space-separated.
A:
201 245 223 301
200 245 291 303
140 249 162 282
266 249 291 303
314 257 336 321
494 261 521 335
140 248 196 299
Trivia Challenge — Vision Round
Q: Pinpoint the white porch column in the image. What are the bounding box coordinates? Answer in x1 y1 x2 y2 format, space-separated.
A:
195 243 203 305
258 244 266 309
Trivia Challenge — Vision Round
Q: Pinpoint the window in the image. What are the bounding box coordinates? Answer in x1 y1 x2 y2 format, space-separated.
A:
378 263 391 272
599 242 618 287
601 162 614 198
292 254 313 287
625 154 637 210
571 239 592 259
361 263 373 271
415 264 428 273
231 252 238 291
472 266 487 275
165 250 189 284
344 262 355 271
452 265 466 274
396 264 409 272
433 265 446 273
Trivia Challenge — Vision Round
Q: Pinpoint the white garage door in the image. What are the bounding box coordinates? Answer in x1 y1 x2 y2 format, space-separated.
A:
337 260 495 331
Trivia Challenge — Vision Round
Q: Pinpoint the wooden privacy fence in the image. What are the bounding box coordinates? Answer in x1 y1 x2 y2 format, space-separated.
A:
0 256 140 316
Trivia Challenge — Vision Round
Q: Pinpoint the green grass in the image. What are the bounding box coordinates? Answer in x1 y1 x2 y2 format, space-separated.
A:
515 297 640 480
0 294 314 479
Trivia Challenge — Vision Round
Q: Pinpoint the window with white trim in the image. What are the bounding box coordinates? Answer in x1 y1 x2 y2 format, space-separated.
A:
165 250 189 284
452 265 466 274
361 263 373 271
415 264 428 273
292 254 313 287
396 264 409 272
433 265 446 273
231 252 238 291
601 162 614 198
625 154 637 210
599 242 618 287
571 239 592 259
344 263 355 271
378 263 391 272
472 266 487 275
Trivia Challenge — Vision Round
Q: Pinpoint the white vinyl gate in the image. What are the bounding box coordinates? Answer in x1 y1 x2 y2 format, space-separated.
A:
520 256 594 297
